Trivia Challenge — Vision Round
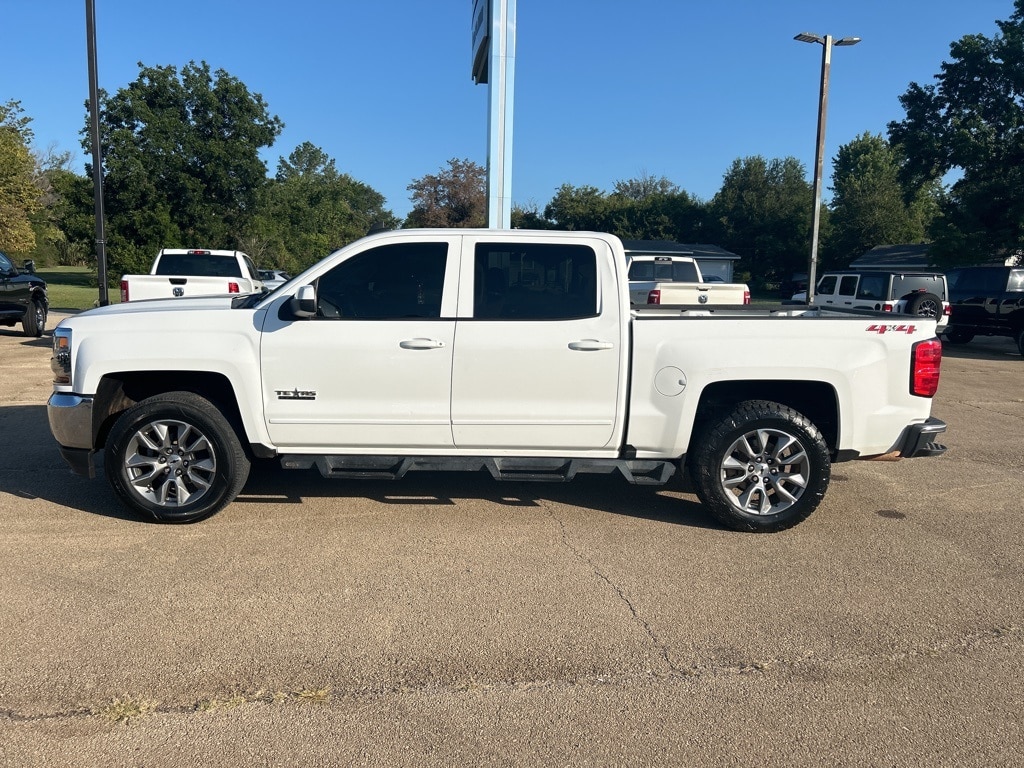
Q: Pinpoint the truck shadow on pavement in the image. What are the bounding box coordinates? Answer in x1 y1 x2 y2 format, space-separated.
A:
237 464 718 530
1 404 717 530
940 337 1020 361
0 331 52 348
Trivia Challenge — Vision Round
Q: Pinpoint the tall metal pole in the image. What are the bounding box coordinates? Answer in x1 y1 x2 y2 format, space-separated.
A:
86 0 109 305
795 32 859 302
486 0 516 229
806 36 831 304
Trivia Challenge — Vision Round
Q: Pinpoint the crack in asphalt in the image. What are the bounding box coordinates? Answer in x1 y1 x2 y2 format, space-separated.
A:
2 624 1020 725
543 504 678 676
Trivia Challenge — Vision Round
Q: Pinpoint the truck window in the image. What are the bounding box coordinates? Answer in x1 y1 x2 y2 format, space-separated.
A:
475 243 597 319
838 276 858 297
154 254 244 278
627 258 699 283
1008 270 1024 292
952 267 1007 293
314 242 448 319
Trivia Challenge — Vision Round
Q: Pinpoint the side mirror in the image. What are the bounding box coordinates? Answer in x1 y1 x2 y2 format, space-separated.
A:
290 284 317 318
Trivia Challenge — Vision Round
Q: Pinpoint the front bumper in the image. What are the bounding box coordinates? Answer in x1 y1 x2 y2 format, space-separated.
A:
894 417 948 458
48 393 97 478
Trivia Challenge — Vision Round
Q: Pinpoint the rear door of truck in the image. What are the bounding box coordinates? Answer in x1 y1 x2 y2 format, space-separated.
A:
451 234 628 451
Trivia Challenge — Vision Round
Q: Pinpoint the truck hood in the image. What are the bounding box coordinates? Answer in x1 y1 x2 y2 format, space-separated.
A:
76 295 241 318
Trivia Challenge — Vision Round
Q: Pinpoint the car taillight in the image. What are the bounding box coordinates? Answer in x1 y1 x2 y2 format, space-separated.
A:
943 304 951 317
911 339 942 397
228 282 240 293
647 289 661 305
882 303 893 312
120 280 129 303
743 290 750 305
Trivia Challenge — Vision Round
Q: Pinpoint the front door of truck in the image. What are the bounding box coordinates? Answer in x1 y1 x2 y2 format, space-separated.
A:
450 237 626 451
259 238 459 450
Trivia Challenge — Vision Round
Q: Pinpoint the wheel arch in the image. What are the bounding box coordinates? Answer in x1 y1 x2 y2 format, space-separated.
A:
93 371 253 455
689 380 839 454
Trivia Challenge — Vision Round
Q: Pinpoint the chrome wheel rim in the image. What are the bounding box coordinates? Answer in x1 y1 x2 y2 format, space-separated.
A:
719 428 809 516
123 419 216 507
915 299 940 318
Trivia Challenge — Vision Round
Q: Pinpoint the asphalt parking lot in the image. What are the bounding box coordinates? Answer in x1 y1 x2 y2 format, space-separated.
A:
1 313 1022 766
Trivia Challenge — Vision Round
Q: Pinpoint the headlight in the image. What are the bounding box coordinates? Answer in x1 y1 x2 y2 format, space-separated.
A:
52 327 72 385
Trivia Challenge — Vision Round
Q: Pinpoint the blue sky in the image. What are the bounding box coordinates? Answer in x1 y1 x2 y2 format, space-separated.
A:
2 0 1012 219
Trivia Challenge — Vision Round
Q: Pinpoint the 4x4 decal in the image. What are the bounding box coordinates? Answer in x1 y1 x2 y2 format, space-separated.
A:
867 324 917 335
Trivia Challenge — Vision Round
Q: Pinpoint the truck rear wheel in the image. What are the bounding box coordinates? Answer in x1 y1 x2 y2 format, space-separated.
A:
689 400 830 532
105 392 249 523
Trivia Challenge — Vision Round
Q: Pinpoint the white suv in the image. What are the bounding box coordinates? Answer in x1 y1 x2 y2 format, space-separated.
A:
796 270 950 330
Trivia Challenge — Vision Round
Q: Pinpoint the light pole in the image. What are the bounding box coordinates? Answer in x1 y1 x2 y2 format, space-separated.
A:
794 32 860 303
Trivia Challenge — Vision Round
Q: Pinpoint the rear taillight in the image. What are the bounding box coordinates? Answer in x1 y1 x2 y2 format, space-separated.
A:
743 290 750 305
647 289 661 305
911 339 942 397
228 282 240 293
120 280 128 303
943 304 951 317
882 302 894 312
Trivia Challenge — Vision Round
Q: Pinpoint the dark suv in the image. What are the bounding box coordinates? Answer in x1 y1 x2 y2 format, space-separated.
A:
0 251 48 337
943 265 1024 355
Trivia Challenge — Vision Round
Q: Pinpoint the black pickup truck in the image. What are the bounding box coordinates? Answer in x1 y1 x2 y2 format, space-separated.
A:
0 251 48 337
943 265 1024 355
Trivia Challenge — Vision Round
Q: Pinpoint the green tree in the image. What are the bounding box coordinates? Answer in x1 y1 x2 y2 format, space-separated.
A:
91 61 283 276
609 174 708 242
0 100 42 253
544 184 612 231
405 158 486 228
510 202 552 229
709 156 814 286
825 132 937 267
247 142 398 272
888 0 1024 266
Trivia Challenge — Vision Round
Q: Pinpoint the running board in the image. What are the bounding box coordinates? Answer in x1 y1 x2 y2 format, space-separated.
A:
279 455 676 486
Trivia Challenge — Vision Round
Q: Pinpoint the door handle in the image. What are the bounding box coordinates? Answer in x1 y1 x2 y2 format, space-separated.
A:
399 338 446 350
568 340 614 351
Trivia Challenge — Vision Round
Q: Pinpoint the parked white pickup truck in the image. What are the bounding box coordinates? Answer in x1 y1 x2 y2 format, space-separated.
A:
628 254 750 306
119 249 264 302
48 229 947 532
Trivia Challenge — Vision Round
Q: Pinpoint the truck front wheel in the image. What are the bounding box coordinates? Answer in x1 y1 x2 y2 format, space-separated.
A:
689 400 830 532
105 392 250 523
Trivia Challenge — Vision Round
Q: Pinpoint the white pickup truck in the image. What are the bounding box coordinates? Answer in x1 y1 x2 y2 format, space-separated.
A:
119 248 265 302
48 229 947 532
628 254 750 306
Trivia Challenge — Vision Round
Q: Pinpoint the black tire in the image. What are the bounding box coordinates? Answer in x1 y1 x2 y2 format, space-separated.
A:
688 400 831 533
22 298 46 337
1017 328 1024 357
105 392 250 523
943 328 974 345
904 292 942 319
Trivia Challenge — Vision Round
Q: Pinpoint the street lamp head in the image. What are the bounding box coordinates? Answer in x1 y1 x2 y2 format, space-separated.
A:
835 36 861 46
794 32 824 44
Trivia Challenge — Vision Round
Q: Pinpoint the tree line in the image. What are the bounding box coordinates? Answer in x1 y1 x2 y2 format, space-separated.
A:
2 1 1021 288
